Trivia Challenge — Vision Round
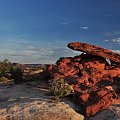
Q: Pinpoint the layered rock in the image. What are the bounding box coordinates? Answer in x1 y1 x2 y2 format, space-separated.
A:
43 42 120 116
68 42 120 64
50 53 120 86
74 85 118 116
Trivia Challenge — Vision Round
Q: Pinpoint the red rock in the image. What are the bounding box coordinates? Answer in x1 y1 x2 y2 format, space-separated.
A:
47 65 53 71
68 42 120 63
46 42 120 117
85 88 117 116
79 92 90 103
73 87 117 116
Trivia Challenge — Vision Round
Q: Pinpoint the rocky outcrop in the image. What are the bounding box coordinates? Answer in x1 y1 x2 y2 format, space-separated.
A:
74 85 117 116
68 42 120 64
43 42 120 117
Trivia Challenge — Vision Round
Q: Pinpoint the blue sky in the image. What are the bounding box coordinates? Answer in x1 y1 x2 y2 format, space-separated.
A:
0 0 120 63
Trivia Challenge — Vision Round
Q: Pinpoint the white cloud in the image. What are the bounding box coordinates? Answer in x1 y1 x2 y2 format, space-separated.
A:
104 31 120 37
28 45 34 49
60 19 71 25
60 22 68 25
80 26 89 30
114 32 120 35
0 42 82 64
112 38 120 43
105 39 109 42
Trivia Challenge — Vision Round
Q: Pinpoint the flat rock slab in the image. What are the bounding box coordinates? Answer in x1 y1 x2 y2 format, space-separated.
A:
68 42 120 63
0 82 84 120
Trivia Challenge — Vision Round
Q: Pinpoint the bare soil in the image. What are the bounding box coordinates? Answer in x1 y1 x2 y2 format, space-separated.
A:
0 81 120 120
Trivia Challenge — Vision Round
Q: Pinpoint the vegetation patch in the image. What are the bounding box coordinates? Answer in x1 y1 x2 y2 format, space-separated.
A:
0 59 23 84
49 78 74 102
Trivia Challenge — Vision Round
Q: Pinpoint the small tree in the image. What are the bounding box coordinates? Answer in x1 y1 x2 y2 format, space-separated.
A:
3 59 10 64
0 59 12 74
10 67 23 84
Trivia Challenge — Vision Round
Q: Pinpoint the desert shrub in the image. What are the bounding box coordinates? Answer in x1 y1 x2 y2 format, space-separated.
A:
0 76 9 82
10 67 23 84
0 59 12 74
49 78 74 102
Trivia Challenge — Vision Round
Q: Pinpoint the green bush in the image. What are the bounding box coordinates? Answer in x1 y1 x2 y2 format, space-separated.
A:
49 78 74 102
0 77 9 82
10 67 23 84
0 59 12 74
0 59 23 84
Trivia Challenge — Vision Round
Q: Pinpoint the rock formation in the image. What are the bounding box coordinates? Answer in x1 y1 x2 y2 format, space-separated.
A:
43 42 120 117
68 42 120 64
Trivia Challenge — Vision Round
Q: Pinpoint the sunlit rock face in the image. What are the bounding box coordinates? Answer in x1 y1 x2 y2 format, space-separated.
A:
67 42 120 63
42 42 120 116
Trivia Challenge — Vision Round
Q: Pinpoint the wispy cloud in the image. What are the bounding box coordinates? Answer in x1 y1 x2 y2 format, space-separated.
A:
60 22 68 25
2 37 120 64
0 38 82 64
112 38 120 44
114 32 120 35
106 37 120 46
60 20 71 25
104 31 120 37
28 45 34 49
80 26 89 30
104 39 109 42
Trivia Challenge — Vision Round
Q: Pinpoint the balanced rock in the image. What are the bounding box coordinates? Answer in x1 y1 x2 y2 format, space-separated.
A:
68 42 120 63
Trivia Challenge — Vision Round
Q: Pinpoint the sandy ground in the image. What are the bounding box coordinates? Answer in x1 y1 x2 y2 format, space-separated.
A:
0 81 84 120
0 81 120 120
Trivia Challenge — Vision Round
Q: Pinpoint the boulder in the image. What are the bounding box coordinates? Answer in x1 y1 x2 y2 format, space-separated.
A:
85 88 117 116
